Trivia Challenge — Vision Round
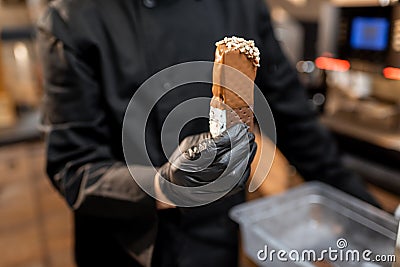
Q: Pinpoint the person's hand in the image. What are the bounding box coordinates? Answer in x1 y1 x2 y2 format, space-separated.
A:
155 124 257 206
336 176 382 209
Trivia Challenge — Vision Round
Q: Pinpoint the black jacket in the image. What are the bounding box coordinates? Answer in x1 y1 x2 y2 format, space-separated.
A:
38 0 378 266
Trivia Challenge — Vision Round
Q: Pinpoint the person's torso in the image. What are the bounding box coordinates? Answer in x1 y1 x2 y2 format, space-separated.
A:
56 0 261 165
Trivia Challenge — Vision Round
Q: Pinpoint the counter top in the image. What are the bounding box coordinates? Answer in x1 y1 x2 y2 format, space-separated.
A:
321 114 400 152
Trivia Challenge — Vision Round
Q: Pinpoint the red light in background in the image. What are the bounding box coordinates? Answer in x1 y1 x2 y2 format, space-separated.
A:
315 57 351 72
383 67 400 80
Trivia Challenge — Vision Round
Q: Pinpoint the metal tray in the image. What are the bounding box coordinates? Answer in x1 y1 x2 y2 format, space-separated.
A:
230 182 397 267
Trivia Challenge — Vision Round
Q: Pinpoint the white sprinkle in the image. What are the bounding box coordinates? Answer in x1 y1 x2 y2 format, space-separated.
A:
215 36 261 67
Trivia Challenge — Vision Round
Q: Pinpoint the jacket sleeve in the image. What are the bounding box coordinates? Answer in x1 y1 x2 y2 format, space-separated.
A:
255 0 380 207
37 7 157 220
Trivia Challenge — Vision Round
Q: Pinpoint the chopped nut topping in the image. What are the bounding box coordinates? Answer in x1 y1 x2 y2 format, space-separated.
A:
215 36 261 67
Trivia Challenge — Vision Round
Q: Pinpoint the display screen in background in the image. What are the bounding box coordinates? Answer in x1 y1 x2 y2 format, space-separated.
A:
350 17 390 51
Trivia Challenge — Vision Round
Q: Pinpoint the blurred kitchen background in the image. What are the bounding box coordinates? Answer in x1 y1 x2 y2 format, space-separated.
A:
0 0 399 267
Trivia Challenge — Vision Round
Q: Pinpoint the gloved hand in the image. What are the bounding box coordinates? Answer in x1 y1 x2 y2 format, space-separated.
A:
336 175 382 208
156 124 257 206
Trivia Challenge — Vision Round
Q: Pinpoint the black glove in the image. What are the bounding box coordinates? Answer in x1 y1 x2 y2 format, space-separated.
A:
157 124 257 206
335 175 382 209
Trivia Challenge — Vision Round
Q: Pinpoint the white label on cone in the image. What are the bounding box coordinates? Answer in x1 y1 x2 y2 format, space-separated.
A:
209 106 226 138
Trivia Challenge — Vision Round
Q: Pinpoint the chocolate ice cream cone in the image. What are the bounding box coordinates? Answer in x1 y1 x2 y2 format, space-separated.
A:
210 36 260 138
